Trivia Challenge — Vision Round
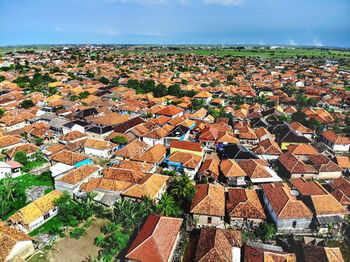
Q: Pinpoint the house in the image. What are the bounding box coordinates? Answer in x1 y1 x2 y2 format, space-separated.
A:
237 159 282 184
220 159 247 186
197 159 220 182
198 126 219 149
277 152 318 179
226 188 266 228
334 156 350 175
164 124 190 147
290 178 349 233
55 164 100 196
320 130 350 152
0 160 23 179
261 183 313 232
194 91 213 104
113 160 153 173
49 117 70 134
286 144 319 160
50 149 91 168
114 116 145 133
244 242 297 262
190 184 225 228
221 144 259 160
131 143 166 166
84 139 117 158
125 214 183 262
85 125 114 140
328 178 350 208
155 105 184 118
165 151 202 178
299 243 345 262
58 131 87 145
251 138 283 160
0 222 35 262
238 126 259 145
122 173 169 202
270 122 310 150
8 190 63 233
0 136 23 151
5 143 40 159
114 139 147 160
290 121 315 140
62 120 91 134
169 140 203 157
194 228 242 262
143 126 169 146
189 108 207 120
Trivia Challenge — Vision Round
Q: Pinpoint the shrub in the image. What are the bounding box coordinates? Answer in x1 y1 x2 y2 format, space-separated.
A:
70 228 86 239
84 219 93 228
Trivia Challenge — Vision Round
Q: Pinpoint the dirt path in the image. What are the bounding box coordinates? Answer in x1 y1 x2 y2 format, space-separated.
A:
46 218 109 262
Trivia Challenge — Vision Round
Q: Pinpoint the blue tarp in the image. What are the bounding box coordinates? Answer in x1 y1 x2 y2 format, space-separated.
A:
74 158 92 168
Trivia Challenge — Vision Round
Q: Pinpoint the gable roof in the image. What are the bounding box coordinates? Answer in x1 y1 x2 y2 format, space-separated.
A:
190 184 225 217
321 130 350 145
286 144 319 155
155 105 184 117
278 152 318 174
50 150 89 166
126 214 183 262
170 140 202 152
226 189 266 219
167 151 202 169
132 144 166 164
244 242 296 262
194 228 242 262
9 190 63 225
0 222 33 261
252 138 282 155
58 165 100 185
220 159 246 178
261 183 313 219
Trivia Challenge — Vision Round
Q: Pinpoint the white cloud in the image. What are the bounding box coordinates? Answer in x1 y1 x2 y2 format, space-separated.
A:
203 0 244 6
55 27 63 31
288 39 297 46
313 37 323 47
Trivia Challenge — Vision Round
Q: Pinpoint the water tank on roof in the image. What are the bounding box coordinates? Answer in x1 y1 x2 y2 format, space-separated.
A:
290 190 300 196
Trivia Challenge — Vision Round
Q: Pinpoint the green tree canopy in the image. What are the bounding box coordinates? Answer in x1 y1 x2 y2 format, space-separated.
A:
14 151 28 165
21 99 35 109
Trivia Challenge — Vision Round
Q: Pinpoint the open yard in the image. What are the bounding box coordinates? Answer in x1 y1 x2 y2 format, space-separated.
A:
113 48 350 59
28 218 110 262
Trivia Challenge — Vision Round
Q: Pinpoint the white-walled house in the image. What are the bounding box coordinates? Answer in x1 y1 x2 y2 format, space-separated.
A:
0 222 35 261
0 160 23 180
321 130 350 152
55 165 101 196
8 190 63 233
84 139 117 158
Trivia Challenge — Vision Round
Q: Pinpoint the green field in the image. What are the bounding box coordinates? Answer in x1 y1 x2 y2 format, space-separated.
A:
114 48 350 59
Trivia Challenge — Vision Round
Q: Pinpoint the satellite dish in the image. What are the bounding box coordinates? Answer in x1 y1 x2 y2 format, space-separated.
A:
290 190 300 196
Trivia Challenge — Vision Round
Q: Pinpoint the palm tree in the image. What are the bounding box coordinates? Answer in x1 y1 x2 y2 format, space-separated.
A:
139 196 155 217
156 193 178 217
2 174 16 203
169 174 196 209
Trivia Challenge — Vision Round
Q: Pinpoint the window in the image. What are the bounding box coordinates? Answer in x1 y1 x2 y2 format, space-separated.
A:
292 221 297 228
207 217 212 224
44 213 50 220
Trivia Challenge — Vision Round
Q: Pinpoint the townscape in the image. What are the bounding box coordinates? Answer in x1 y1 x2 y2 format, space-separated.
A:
0 46 350 262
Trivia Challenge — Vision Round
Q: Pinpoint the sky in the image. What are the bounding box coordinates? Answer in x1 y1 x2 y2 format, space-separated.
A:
0 0 349 47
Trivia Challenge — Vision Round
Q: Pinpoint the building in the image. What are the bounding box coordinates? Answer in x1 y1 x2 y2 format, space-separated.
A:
320 130 350 152
125 214 182 262
194 228 242 262
226 188 266 228
0 222 35 261
190 184 225 228
8 190 63 233
261 183 313 232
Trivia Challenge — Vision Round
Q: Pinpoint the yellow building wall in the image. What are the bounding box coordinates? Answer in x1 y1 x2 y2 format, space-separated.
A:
281 142 306 150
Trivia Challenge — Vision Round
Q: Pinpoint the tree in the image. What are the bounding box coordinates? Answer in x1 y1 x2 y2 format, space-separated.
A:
256 222 275 241
191 99 206 111
156 193 178 217
110 136 128 145
99 76 109 85
279 114 291 123
168 174 196 211
296 93 308 108
291 110 307 125
21 99 35 109
79 91 90 99
309 117 323 134
307 97 317 107
14 151 28 165
0 108 4 117
168 84 181 97
35 137 44 146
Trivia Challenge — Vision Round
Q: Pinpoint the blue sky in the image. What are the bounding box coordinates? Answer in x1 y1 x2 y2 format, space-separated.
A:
0 0 349 47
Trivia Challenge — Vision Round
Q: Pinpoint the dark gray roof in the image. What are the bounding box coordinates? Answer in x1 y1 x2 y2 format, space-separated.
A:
86 125 113 134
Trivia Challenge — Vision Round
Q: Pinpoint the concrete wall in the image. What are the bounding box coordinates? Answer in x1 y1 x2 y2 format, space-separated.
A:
84 146 110 158
7 241 35 261
193 214 224 228
28 208 58 232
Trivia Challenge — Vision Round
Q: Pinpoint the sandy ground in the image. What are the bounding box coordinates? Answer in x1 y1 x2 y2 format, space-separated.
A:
45 218 109 262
